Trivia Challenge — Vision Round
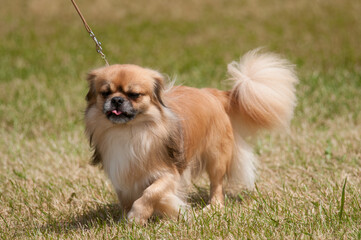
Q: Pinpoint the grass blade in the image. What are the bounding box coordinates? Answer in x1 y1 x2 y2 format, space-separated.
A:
338 178 347 222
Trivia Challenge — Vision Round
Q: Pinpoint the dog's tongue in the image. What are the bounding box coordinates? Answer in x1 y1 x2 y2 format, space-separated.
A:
112 110 122 115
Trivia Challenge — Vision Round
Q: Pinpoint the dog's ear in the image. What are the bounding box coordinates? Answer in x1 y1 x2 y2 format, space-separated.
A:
86 71 97 105
152 72 166 107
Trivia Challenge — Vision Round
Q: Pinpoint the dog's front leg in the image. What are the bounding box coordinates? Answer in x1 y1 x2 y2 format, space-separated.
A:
127 173 181 225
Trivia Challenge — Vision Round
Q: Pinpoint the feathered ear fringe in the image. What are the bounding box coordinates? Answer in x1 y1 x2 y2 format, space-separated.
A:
147 70 166 107
85 72 97 103
154 78 166 107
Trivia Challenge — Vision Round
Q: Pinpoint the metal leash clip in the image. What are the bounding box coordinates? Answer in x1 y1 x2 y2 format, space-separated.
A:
89 31 102 52
89 31 109 66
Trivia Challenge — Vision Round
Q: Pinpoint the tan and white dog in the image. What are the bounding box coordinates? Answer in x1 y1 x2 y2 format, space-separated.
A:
84 50 298 224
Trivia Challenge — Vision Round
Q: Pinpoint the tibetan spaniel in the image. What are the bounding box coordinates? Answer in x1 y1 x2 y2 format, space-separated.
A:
84 50 298 224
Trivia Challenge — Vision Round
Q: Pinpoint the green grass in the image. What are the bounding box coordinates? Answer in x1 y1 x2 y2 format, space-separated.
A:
1 0 361 239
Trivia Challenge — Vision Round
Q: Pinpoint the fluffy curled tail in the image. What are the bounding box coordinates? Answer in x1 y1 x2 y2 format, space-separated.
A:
225 50 298 191
228 49 298 132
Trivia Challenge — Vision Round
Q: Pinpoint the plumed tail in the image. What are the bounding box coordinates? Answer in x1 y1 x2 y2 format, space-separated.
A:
227 49 298 132
225 50 298 191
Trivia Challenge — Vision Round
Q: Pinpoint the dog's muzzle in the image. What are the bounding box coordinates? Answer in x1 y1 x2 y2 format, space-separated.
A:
103 97 137 124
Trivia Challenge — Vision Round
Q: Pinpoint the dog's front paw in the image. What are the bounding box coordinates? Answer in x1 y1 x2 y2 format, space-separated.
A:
127 209 148 225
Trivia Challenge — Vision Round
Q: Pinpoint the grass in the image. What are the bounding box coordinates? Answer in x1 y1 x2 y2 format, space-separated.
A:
1 0 360 239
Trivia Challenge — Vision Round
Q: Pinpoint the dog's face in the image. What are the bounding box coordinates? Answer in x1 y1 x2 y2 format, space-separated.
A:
86 64 165 124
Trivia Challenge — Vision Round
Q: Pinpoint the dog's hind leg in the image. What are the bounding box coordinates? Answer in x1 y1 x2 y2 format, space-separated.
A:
204 134 234 206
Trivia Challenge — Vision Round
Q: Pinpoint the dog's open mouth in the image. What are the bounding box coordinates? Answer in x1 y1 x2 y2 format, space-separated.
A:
106 109 131 118
105 109 136 123
110 110 122 116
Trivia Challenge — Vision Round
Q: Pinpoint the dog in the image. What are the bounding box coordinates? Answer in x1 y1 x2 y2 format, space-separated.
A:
84 49 298 224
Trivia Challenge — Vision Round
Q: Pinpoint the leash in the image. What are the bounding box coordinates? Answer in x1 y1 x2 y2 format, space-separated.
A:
70 0 109 66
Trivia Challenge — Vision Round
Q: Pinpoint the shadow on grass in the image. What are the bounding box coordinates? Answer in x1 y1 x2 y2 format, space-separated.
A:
37 203 123 234
188 184 251 208
37 187 251 234
188 185 210 208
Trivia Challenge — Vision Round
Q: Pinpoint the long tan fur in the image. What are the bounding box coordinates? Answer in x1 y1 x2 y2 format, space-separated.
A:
84 50 298 224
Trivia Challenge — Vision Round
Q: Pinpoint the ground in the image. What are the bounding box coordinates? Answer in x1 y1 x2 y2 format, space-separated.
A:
0 0 360 239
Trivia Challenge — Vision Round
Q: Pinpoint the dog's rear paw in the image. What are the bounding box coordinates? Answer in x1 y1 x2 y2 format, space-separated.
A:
202 202 224 213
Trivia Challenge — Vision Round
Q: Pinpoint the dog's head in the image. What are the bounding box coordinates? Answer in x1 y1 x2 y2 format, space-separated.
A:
85 64 165 124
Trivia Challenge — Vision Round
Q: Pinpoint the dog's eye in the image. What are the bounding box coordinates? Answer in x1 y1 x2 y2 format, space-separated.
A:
101 91 111 98
127 92 141 99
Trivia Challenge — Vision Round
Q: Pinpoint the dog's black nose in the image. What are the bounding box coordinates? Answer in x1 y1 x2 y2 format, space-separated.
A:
111 97 124 106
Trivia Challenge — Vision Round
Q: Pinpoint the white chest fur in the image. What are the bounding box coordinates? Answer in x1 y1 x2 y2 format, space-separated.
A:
98 125 158 194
